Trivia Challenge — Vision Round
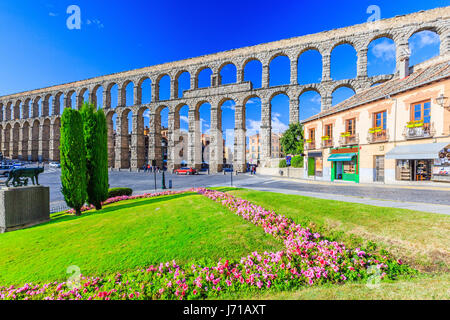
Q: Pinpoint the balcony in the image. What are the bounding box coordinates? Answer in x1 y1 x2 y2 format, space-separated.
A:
339 133 359 146
305 140 316 150
403 121 435 140
321 137 333 148
367 128 389 143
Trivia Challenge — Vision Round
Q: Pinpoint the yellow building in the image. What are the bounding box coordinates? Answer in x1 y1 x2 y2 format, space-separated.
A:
301 59 450 184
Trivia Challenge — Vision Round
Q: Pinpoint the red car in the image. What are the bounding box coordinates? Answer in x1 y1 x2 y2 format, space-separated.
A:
174 167 197 175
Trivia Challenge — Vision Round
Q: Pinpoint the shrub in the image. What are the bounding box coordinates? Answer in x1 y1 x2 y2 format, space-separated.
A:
60 108 87 216
279 159 287 168
108 188 133 198
291 155 304 168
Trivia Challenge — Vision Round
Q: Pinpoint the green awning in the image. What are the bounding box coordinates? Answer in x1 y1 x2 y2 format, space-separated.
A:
327 153 357 162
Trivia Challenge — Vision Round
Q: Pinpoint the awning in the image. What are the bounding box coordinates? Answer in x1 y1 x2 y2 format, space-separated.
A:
327 153 357 162
385 142 449 160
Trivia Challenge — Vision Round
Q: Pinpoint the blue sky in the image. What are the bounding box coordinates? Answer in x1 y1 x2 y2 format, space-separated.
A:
0 0 444 151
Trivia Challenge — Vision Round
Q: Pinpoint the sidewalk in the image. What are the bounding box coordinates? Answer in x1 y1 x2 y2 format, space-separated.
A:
257 173 450 191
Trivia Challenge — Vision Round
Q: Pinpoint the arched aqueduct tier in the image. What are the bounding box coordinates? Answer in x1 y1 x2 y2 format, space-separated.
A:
1 7 449 172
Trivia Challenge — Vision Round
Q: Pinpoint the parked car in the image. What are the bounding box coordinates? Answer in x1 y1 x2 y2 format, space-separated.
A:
223 164 233 172
174 167 197 175
49 162 61 168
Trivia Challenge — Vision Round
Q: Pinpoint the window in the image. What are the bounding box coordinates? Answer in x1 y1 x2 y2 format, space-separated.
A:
343 161 355 174
411 100 431 123
346 118 356 135
309 128 315 141
324 124 333 139
374 110 387 129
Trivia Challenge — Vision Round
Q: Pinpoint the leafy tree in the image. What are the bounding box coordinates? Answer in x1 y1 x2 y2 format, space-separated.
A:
81 102 109 210
280 123 304 155
279 159 287 168
60 108 87 216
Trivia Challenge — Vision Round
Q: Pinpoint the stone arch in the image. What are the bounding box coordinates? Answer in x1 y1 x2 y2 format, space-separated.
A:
65 90 76 109
12 122 20 159
51 117 61 161
137 76 152 105
242 58 263 89
331 83 356 106
91 84 103 108
41 118 51 161
78 88 90 109
156 74 171 101
105 82 119 109
218 62 237 85
32 97 42 118
14 100 22 120
0 103 3 122
52 93 63 115
195 66 213 89
330 41 357 80
174 70 190 99
297 47 322 85
43 94 52 116
31 119 40 161
408 28 441 66
116 107 133 169
269 92 290 136
120 80 134 107
367 36 396 76
105 110 116 167
3 123 11 157
298 88 322 121
20 121 30 160
173 103 189 167
6 102 12 121
269 53 291 87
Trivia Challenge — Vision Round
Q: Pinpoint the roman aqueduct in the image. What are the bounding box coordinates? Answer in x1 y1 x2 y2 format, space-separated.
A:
0 7 449 172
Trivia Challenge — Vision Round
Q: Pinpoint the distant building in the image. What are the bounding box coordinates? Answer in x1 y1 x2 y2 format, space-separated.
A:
247 132 283 164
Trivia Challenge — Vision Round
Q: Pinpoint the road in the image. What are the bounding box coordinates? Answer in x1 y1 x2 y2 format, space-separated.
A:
38 166 450 214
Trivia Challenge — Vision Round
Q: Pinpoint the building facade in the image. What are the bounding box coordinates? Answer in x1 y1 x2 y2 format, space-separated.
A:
301 58 450 184
0 7 449 173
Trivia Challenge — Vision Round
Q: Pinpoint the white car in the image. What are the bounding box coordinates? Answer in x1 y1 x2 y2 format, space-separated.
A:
49 162 61 168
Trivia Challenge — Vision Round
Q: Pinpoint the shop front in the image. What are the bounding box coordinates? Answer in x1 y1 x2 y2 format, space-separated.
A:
386 142 450 182
306 152 323 178
328 147 360 183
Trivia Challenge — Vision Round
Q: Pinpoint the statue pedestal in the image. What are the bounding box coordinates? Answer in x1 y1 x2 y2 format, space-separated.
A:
0 186 50 233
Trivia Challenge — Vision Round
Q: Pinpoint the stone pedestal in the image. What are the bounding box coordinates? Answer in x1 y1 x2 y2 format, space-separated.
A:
0 186 50 233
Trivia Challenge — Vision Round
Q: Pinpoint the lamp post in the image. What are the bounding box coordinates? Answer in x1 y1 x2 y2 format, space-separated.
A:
435 94 449 111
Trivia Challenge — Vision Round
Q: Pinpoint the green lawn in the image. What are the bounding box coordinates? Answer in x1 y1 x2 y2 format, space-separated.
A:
218 273 450 300
222 188 450 272
0 192 283 286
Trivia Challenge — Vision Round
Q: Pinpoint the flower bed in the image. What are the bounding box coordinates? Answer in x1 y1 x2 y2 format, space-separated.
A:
65 190 186 215
0 188 413 300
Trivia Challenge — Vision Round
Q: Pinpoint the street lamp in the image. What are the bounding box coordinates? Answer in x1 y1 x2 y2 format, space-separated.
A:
435 94 449 111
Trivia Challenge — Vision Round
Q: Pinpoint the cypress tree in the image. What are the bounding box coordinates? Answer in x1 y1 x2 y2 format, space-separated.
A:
60 108 87 216
94 108 109 208
81 102 109 210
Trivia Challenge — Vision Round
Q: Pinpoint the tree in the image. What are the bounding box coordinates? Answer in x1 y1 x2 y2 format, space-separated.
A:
81 102 109 210
280 123 304 155
60 108 87 216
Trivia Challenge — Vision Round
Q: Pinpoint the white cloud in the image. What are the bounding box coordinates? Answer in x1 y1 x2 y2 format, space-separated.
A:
372 40 396 61
310 95 321 104
271 113 288 134
409 31 440 52
180 115 189 124
49 12 58 17
246 119 261 137
86 18 104 29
